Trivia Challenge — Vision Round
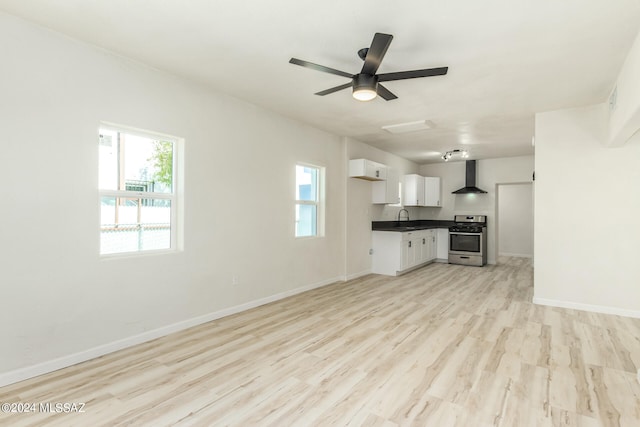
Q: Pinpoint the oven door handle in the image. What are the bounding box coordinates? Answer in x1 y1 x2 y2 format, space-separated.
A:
450 232 482 236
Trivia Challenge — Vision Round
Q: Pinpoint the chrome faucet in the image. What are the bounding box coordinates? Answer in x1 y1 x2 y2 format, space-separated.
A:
397 208 409 222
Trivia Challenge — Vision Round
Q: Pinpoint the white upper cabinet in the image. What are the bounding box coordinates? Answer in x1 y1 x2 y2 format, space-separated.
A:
372 168 399 204
403 174 441 207
403 174 425 206
349 159 387 181
424 176 441 207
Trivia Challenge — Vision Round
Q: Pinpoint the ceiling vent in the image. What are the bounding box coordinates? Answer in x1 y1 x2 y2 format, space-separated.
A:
382 120 435 134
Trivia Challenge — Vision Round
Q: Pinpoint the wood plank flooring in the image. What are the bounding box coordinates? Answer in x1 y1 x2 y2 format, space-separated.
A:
1 257 640 426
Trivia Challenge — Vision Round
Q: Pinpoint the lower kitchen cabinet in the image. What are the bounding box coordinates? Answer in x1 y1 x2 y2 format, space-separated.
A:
424 230 437 262
372 229 438 276
436 228 449 260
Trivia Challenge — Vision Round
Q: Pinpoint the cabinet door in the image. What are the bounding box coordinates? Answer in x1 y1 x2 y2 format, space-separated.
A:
372 168 399 204
421 232 429 262
429 230 437 261
403 174 425 206
410 237 419 266
401 239 414 270
367 161 387 180
349 159 386 181
420 235 429 264
372 231 404 276
424 177 441 207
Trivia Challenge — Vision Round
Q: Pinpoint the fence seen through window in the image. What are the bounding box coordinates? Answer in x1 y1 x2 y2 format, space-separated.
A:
98 127 176 255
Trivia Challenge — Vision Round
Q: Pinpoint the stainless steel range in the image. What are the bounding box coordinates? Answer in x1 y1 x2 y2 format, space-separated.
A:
448 215 487 266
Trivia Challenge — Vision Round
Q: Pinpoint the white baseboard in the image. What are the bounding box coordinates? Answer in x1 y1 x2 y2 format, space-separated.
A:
0 276 344 388
499 252 533 258
533 297 640 319
344 269 372 281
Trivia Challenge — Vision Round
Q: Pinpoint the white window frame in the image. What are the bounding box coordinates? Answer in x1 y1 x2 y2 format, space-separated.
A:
295 163 325 238
98 123 181 257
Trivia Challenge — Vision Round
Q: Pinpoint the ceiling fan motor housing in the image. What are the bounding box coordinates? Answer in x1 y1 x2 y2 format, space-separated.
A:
353 74 379 92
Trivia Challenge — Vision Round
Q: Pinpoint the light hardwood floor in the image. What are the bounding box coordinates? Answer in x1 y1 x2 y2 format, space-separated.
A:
1 257 640 426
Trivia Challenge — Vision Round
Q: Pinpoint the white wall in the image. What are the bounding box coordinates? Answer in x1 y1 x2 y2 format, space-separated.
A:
534 104 640 316
419 156 534 264
498 183 534 257
345 138 419 279
608 29 640 147
0 12 346 382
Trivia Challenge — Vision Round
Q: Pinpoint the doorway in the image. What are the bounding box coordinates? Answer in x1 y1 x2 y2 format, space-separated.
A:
496 183 534 261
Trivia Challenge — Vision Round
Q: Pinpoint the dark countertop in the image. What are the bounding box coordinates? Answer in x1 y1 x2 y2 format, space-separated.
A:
372 220 455 232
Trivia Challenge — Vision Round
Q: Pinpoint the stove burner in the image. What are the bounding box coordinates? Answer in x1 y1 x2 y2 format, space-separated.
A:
450 215 487 233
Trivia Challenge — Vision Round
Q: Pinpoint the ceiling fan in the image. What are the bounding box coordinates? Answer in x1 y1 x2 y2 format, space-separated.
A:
289 32 448 101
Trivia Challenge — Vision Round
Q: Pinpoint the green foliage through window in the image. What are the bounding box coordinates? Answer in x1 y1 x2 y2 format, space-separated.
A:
149 140 173 189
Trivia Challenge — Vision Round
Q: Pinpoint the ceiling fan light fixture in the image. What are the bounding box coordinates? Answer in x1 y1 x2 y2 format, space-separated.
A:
352 88 377 101
352 74 378 101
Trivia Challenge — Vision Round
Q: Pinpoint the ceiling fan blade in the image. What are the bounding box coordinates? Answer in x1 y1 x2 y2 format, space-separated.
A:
289 58 353 79
376 84 398 101
361 33 393 75
378 67 448 82
315 82 352 96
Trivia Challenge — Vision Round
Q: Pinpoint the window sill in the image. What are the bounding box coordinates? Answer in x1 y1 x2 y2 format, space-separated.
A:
295 235 324 240
99 248 179 261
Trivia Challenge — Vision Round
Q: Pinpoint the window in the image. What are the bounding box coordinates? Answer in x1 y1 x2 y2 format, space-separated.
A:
98 125 179 255
295 164 323 237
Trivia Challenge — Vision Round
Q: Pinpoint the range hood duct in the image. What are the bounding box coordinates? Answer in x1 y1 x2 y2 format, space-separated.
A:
452 160 487 194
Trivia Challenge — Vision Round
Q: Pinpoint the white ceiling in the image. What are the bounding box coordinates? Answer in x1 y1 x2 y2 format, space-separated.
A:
1 0 639 164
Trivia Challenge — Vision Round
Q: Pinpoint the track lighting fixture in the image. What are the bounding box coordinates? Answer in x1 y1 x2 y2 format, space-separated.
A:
441 149 469 161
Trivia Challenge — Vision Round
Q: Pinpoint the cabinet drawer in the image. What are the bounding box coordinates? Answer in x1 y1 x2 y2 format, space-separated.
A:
402 230 432 241
448 253 483 267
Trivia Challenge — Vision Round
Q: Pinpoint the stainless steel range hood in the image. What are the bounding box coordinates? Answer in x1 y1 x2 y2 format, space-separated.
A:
452 160 487 194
